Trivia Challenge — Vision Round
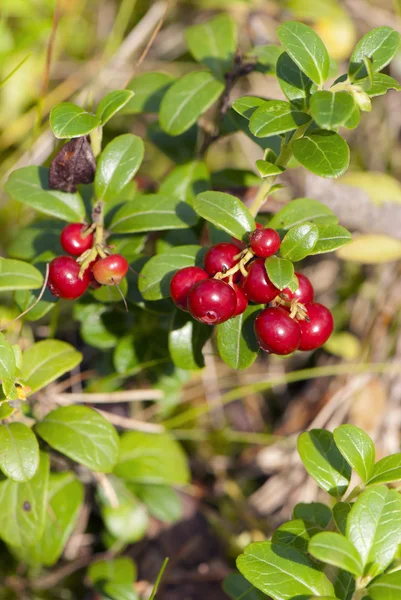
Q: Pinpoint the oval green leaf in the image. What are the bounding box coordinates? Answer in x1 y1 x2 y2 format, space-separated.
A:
293 131 350 178
0 258 43 292
0 423 39 482
223 573 265 600
133 484 182 523
169 311 211 370
159 71 224 136
36 405 119 473
276 52 314 110
310 224 352 255
265 256 294 290
249 100 310 137
280 222 319 262
22 340 82 394
362 72 401 97
89 556 136 586
309 532 363 576
368 570 401 600
268 197 338 231
96 90 134 125
333 502 352 536
232 96 268 120
256 159 284 178
216 304 261 370
349 26 401 81
333 425 375 484
310 91 356 130
159 161 210 205
50 102 100 139
0 333 18 384
367 452 401 485
293 502 332 529
124 72 175 114
194 191 255 240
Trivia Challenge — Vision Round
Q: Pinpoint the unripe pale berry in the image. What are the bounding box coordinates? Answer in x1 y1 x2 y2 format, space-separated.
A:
93 254 129 286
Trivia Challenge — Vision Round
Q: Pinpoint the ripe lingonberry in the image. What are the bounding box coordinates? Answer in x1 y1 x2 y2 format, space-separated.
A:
48 256 90 299
249 227 281 258
93 254 129 285
204 242 239 278
232 222 263 249
298 302 334 351
60 223 94 256
282 273 314 304
255 307 301 355
188 279 237 325
231 283 248 317
242 258 279 304
170 266 209 311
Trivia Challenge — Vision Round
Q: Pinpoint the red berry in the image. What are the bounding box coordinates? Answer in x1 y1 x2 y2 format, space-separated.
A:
232 224 263 249
93 254 129 285
255 222 264 230
170 266 209 311
88 259 102 289
232 283 248 317
60 223 94 256
242 258 279 304
204 243 239 278
255 307 301 355
249 227 281 258
298 302 334 351
188 279 237 325
48 256 90 299
282 273 314 304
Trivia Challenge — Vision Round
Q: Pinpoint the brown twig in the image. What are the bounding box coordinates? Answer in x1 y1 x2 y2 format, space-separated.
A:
54 388 164 404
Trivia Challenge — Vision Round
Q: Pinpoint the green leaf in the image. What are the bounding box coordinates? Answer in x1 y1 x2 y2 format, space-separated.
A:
268 197 338 232
276 52 314 110
100 582 138 600
101 496 148 544
109 194 198 234
310 91 356 130
91 277 128 303
333 425 375 483
368 570 401 600
349 26 401 81
0 404 15 420
185 14 237 79
333 569 355 600
0 258 43 292
333 502 352 536
280 222 319 261
293 502 332 529
249 100 310 137
0 451 49 547
309 532 363 576
89 556 136 586
248 44 283 73
362 72 401 97
277 21 330 86
194 191 255 240
124 72 175 114
5 166 86 222
216 304 261 370
15 289 55 322
211 168 260 189
169 311 211 370
273 519 320 553
0 333 18 385
95 134 144 203
114 431 190 485
96 90 134 125
232 96 268 120
347 486 401 576
50 102 100 139
223 573 266 600
159 71 224 136
133 484 182 523
36 405 119 473
159 161 210 206
293 131 350 178
147 122 198 164
265 256 294 290
0 423 39 482
138 245 205 301
22 340 82 394
367 453 401 485
310 224 352 255
298 430 351 497
256 159 284 178
237 541 335 599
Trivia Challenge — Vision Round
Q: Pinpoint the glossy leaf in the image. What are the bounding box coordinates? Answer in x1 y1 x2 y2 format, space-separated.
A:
277 21 330 85
367 453 401 485
268 197 338 232
333 569 355 600
0 333 18 386
310 91 356 130
5 166 86 222
256 159 284 178
333 502 352 536
50 102 100 138
298 430 351 497
95 134 144 202
362 72 401 97
249 100 310 137
0 258 43 292
223 573 265 600
293 502 332 529
216 304 261 370
265 256 294 290
159 161 210 205
237 541 335 599
293 131 350 178
309 532 363 576
139 245 204 301
124 72 175 113
22 340 82 394
96 90 133 125
368 570 401 600
194 191 255 240
334 425 375 483
159 71 224 135
133 484 182 523
280 222 319 262
0 423 39 482
310 224 352 255
185 14 237 79
89 556 136 586
276 52 314 110
0 452 49 547
36 405 119 472
110 194 197 234
232 96 268 120
169 311 210 370
115 431 189 485
349 26 401 81
347 485 401 575
272 519 320 553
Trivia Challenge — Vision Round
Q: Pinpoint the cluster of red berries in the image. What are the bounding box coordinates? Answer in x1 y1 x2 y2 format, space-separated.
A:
170 225 334 355
47 223 129 299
